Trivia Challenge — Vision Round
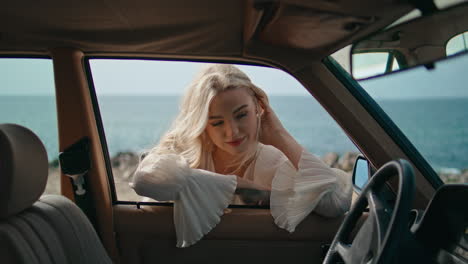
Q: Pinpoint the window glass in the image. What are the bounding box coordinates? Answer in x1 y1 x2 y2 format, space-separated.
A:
434 0 467 9
392 57 400 71
352 52 390 79
354 53 468 184
446 31 468 56
89 60 359 202
0 58 60 194
331 45 351 73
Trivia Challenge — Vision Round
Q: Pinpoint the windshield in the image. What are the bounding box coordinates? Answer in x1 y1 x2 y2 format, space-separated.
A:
356 53 468 184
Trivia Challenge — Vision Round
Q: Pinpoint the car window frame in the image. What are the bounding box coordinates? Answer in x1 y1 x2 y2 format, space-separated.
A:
84 57 119 204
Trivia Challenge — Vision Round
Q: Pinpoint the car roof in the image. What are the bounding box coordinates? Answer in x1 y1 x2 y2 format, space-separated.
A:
1 0 412 58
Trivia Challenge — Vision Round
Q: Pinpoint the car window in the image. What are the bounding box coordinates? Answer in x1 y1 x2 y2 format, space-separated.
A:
435 0 467 9
336 52 468 184
352 52 401 79
88 59 359 203
0 58 60 194
446 31 468 56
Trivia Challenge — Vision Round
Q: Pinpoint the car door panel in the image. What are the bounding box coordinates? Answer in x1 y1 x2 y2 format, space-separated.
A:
114 204 345 264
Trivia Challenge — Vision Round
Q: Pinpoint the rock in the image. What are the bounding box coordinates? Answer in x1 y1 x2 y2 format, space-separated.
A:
111 152 139 168
437 168 468 183
439 169 468 184
337 152 360 172
111 152 140 181
44 167 61 195
49 158 60 168
322 152 339 168
462 171 468 183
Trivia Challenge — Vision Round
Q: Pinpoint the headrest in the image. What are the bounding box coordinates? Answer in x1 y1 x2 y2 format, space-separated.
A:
0 124 48 219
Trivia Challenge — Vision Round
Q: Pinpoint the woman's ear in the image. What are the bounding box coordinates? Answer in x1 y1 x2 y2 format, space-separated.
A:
256 105 265 117
258 98 266 114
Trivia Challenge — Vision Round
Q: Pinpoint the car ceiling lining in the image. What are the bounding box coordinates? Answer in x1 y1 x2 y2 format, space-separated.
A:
248 0 414 57
1 0 413 59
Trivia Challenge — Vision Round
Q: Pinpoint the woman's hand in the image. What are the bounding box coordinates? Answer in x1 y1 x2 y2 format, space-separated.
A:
254 88 287 146
255 87 303 169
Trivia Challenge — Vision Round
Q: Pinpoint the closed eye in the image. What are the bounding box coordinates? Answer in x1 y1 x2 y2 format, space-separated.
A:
236 112 248 119
210 120 224 127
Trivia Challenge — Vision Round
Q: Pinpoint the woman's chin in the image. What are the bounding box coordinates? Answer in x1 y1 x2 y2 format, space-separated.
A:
226 147 248 156
225 142 256 156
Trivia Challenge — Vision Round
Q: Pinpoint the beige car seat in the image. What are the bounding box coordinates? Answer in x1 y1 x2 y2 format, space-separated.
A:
0 123 112 264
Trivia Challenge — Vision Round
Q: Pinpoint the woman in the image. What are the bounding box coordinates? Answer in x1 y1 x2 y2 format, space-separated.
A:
132 64 351 247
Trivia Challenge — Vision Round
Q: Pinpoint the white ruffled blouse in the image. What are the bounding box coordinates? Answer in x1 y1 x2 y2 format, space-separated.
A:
131 144 352 248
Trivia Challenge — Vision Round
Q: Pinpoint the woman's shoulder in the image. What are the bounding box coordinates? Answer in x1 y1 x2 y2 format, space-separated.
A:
255 143 289 171
247 143 291 185
257 143 288 162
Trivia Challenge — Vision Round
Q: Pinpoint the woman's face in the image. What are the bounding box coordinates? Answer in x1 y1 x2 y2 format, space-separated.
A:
205 87 259 158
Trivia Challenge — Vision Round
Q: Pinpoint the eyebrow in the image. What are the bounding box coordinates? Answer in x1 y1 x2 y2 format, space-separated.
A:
209 104 248 119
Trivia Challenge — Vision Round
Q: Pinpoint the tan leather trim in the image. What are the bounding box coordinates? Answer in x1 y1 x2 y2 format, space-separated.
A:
59 178 75 202
50 48 119 262
114 204 344 263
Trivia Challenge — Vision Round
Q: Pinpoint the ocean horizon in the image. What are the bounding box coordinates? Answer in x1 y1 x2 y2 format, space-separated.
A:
1 95 467 172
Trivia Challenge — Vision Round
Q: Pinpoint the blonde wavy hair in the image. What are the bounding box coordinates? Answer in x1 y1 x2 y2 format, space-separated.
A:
150 64 265 173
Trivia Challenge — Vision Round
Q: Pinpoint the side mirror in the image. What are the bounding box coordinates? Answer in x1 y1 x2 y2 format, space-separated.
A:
352 156 372 192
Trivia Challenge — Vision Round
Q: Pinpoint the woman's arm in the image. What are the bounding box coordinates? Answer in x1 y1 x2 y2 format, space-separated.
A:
256 89 303 169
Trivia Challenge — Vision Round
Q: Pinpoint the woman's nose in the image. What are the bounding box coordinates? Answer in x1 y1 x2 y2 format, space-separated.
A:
225 120 239 138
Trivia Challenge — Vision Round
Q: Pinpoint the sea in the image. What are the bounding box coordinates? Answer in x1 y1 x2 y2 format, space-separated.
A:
1 95 467 172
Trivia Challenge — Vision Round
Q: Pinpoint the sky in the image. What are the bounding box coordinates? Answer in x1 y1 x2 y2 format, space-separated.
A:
0 59 307 96
0 54 467 99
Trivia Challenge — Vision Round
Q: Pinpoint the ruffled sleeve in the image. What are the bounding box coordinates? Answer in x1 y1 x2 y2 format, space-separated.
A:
270 149 352 233
131 153 237 247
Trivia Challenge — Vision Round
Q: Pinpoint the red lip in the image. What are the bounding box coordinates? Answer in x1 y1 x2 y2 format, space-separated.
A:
226 137 245 147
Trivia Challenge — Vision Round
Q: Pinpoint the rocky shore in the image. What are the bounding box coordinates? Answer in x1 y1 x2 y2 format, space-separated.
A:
45 151 467 199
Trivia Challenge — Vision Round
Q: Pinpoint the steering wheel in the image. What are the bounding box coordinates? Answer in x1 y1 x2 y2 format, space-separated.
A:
323 159 415 264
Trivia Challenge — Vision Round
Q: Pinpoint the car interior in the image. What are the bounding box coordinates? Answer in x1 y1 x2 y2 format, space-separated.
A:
0 124 112 264
1 0 467 263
